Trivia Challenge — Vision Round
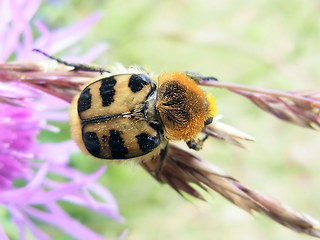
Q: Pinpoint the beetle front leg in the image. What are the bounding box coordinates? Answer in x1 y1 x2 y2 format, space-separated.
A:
186 134 209 151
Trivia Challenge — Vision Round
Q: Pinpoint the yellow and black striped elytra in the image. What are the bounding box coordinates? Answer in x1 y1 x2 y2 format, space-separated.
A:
73 74 163 159
70 70 217 162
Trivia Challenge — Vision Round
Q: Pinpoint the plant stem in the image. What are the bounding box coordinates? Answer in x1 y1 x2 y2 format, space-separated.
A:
200 80 320 108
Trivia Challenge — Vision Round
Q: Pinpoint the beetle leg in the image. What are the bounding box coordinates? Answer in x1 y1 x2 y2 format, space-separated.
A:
186 134 209 151
33 49 110 74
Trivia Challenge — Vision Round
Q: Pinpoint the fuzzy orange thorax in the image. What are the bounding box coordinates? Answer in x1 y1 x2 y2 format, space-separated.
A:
156 72 217 141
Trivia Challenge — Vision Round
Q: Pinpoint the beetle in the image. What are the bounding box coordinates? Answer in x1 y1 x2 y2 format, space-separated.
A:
33 49 217 175
69 70 217 165
70 70 217 161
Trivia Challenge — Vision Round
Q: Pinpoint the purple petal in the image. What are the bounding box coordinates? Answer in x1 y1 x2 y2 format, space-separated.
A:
19 0 42 21
38 91 69 109
8 165 106 204
39 163 106 181
0 2 121 239
24 206 109 240
8 206 27 240
16 24 35 60
46 202 72 218
0 223 10 240
8 0 41 60
0 82 38 99
33 93 69 122
24 216 52 240
27 182 88 204
118 230 129 240
61 192 122 221
38 165 122 220
35 12 105 55
33 20 51 48
0 163 48 203
33 141 78 165
3 0 33 61
86 180 120 209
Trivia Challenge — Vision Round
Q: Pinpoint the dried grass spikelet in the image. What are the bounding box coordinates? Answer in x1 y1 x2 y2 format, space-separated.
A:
1 60 320 238
234 90 320 130
0 61 102 103
203 117 256 148
140 144 320 237
200 79 320 130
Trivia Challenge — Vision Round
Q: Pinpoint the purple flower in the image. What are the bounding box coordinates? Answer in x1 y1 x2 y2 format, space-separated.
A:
0 0 123 239
0 90 37 188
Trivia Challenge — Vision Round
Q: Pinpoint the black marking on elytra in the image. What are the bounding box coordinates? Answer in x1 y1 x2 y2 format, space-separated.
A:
109 130 128 159
100 77 116 107
204 117 213 126
78 87 92 113
83 132 100 157
128 74 151 93
136 133 160 153
148 122 163 132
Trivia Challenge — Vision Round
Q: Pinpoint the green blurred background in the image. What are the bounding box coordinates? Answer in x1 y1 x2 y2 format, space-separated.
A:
9 0 320 239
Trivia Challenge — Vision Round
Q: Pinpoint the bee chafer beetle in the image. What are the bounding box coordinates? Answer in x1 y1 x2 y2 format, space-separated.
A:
70 69 217 166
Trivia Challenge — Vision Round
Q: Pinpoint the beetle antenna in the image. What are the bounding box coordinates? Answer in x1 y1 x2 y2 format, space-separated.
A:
33 49 110 74
184 71 219 83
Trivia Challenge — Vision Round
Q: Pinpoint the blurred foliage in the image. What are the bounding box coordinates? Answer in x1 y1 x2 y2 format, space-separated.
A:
12 0 320 239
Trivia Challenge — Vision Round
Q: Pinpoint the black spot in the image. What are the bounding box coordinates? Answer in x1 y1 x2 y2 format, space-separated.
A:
128 74 151 93
136 133 160 153
78 88 92 113
204 117 213 125
109 130 128 158
100 77 116 106
83 132 100 157
148 122 163 132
